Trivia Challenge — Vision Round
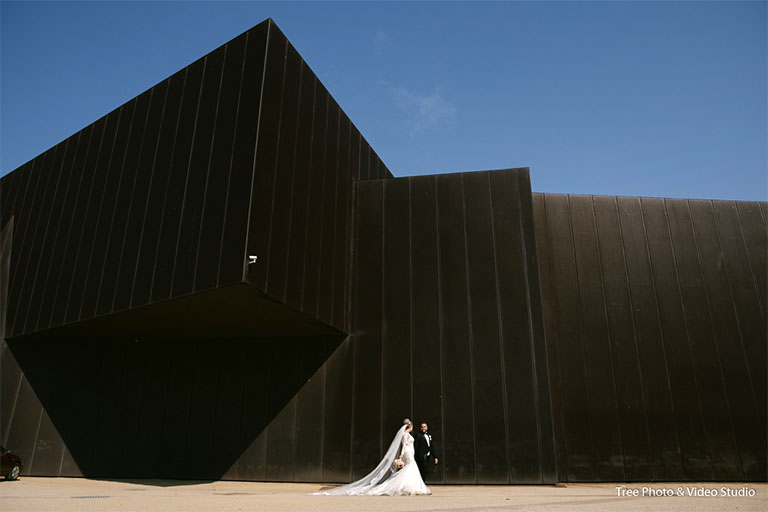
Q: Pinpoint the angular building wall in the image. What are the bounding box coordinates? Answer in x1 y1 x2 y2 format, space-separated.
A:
534 193 766 482
351 170 558 484
1 17 765 484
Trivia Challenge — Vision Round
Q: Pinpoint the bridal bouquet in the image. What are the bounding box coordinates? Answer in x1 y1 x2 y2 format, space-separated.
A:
393 458 404 469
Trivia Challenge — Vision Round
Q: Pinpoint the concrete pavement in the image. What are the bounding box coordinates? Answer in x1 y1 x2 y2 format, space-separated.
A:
0 478 765 512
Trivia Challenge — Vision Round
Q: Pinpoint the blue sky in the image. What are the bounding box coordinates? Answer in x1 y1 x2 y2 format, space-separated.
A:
1 1 766 200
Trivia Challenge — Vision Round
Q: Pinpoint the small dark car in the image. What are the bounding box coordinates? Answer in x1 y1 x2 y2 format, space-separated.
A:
1 446 22 481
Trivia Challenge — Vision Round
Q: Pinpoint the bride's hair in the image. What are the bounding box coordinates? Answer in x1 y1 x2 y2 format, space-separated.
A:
403 418 412 427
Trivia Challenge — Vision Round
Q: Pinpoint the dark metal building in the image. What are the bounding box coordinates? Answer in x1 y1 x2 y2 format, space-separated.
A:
1 19 765 483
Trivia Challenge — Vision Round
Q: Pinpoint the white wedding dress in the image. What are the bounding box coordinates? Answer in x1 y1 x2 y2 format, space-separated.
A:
314 425 431 496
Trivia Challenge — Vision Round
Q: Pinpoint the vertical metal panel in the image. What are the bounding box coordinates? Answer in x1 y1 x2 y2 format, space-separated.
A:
213 341 247 481
351 181 383 479
219 25 268 286
567 195 624 481
688 200 766 480
194 35 247 293
294 364 326 482
246 25 286 291
381 179 411 433
462 172 507 483
641 197 713 480
617 196 684 480
33 128 90 333
152 61 204 302
236 341 270 481
344 128 362 330
265 345 297 481
53 340 103 476
134 341 173 478
736 202 767 314
185 340 222 479
516 176 558 484
435 173 475 484
18 340 67 476
409 176 444 483
532 193 567 483
158 341 198 478
66 113 117 324
322 338 353 482
172 47 226 298
130 72 185 307
284 60 316 310
543 194 595 481
712 201 767 437
80 100 136 320
90 341 128 476
318 101 339 325
113 81 168 312
664 198 741 480
592 195 654 481
97 92 152 317
50 121 102 327
301 85 328 318
114 340 150 478
10 147 62 336
0 342 23 445
333 117 352 329
29 411 64 476
4 376 43 473
265 44 302 303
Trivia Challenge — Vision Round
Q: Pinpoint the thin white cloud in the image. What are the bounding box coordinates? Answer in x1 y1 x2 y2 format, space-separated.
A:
374 30 391 56
388 85 457 138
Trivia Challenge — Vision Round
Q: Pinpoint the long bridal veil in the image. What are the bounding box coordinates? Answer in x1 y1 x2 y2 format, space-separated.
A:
314 425 407 495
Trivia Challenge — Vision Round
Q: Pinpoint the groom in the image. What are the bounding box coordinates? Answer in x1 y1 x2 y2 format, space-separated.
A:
414 422 438 480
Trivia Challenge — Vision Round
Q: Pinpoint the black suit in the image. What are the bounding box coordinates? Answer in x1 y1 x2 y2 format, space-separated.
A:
414 431 437 480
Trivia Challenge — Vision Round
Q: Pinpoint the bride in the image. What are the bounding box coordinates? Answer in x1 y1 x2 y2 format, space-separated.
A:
314 419 431 496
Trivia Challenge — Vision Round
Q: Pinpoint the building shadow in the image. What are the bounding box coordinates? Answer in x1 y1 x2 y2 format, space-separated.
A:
6 334 343 483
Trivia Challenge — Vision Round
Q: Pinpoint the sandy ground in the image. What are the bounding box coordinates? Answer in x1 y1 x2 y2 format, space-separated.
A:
0 478 765 512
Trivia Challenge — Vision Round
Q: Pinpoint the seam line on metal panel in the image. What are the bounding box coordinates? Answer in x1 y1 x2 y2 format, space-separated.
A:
459 175 478 484
281 59 304 302
311 92 329 317
590 195 627 481
517 177 544 484
241 22 271 283
734 203 766 326
298 79 317 311
487 173 512 484
263 39 289 293
433 175 446 484
216 34 248 287
541 194 568 482
614 196 657 481
565 194 597 481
